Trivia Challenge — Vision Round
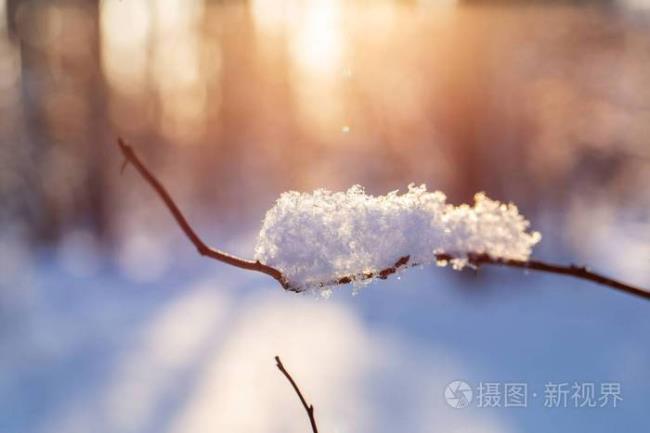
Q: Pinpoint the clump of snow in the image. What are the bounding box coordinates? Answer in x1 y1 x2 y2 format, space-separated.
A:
255 184 541 292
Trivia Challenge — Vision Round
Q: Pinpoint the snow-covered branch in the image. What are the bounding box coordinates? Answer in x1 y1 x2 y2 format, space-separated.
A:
255 184 541 291
117 138 650 301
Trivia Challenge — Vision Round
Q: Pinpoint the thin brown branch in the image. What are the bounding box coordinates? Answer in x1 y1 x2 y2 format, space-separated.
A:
116 138 650 301
322 253 649 301
275 356 319 433
320 255 411 287
117 138 289 289
464 253 650 301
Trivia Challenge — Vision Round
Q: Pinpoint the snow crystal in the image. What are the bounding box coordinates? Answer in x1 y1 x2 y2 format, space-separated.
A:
254 184 541 292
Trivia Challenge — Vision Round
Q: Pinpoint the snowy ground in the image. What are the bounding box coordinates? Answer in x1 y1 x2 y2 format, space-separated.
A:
1 221 648 433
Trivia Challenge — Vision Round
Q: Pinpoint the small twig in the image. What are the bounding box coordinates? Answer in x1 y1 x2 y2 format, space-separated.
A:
117 138 289 289
115 138 650 301
465 253 650 301
320 255 411 287
275 356 319 433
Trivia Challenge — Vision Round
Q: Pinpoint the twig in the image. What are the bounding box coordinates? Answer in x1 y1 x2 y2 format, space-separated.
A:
275 356 319 433
319 253 650 301
319 255 411 287
465 253 650 300
117 138 289 289
116 138 650 301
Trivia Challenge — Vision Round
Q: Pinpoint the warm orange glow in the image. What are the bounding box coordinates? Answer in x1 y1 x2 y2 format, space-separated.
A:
252 0 349 137
100 0 210 142
250 1 455 141
5 3 650 431
151 0 207 143
251 0 294 34
100 0 151 96
289 0 346 135
289 0 343 78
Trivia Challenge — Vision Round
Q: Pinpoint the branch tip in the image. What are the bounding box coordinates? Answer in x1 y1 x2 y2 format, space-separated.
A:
114 138 288 288
275 356 319 433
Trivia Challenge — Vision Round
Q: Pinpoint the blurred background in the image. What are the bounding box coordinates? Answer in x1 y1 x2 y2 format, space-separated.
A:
0 0 649 432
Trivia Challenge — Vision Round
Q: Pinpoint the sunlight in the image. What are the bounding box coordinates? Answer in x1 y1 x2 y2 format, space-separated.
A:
251 0 348 136
252 0 344 78
289 0 343 78
151 0 207 143
106 286 230 433
100 0 152 96
288 0 347 136
251 0 294 34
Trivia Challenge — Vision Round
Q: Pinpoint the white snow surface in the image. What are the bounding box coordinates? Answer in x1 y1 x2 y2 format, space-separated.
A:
255 184 541 291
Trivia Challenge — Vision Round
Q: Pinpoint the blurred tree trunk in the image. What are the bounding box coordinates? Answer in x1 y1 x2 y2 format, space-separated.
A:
7 0 109 244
